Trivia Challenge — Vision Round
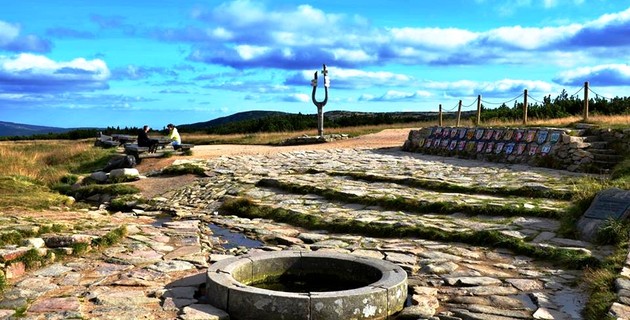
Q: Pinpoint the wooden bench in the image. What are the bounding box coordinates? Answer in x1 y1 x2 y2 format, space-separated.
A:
95 134 120 148
124 144 150 162
174 143 194 152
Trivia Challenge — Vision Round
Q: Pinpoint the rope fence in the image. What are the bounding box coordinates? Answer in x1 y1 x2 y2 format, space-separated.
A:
434 81 624 127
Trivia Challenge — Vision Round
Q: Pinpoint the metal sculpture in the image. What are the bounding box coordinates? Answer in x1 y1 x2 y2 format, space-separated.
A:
311 64 329 137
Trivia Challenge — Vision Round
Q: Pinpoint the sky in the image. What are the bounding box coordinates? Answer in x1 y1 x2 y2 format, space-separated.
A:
1 0 630 129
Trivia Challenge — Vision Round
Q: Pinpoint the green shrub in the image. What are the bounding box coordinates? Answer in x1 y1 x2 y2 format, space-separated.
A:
162 163 206 176
596 218 630 245
71 184 140 200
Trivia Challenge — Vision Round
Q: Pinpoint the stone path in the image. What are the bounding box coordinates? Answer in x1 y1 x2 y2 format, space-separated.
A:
1 147 627 319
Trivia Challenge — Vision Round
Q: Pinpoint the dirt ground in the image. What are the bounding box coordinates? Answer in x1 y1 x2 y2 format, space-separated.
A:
130 128 413 199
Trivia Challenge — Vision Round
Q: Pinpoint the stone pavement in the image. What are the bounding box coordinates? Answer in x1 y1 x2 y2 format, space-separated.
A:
1 147 627 319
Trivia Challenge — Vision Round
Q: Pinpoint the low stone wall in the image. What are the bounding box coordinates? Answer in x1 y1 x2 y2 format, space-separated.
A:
402 126 629 172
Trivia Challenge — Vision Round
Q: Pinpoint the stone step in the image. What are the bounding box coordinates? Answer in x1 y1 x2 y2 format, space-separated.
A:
592 160 620 170
591 153 624 162
581 135 602 142
587 141 610 148
588 147 619 155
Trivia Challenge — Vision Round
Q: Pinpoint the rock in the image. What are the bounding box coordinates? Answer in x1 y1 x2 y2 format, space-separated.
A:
90 171 109 183
109 168 140 181
43 234 94 248
28 297 80 313
22 238 46 248
0 247 29 262
444 276 502 287
506 278 544 291
34 263 73 277
180 304 229 320
147 260 196 273
4 261 26 279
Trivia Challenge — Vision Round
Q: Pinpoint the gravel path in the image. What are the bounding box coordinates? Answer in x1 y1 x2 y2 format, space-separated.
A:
131 128 411 198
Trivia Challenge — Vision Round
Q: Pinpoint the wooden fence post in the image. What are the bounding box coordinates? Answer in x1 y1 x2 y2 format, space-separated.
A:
523 89 528 125
476 95 482 126
583 81 589 121
438 104 443 126
456 100 462 127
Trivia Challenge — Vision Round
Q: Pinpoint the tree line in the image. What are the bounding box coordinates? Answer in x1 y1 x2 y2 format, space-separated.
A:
1 90 628 141
480 89 629 122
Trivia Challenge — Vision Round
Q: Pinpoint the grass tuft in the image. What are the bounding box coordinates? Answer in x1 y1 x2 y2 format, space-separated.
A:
220 197 598 269
162 163 206 176
92 226 127 248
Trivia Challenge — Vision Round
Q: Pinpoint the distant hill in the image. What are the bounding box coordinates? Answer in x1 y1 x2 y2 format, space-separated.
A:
180 110 289 130
0 121 71 137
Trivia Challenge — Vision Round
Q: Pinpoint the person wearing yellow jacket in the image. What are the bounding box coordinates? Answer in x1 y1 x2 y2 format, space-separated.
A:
166 123 182 148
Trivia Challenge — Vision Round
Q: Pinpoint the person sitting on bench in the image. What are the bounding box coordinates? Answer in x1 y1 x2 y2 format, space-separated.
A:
137 125 159 152
166 123 182 149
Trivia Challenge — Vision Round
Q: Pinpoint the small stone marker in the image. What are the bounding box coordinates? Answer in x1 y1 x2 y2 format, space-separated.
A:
584 188 630 220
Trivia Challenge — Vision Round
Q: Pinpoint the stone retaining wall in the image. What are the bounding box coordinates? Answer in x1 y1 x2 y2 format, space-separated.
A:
402 126 629 172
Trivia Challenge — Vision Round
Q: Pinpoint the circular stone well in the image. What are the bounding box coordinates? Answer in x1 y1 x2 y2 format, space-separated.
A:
206 251 407 320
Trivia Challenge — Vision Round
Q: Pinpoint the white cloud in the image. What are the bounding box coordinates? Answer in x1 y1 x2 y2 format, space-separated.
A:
555 64 630 85
235 45 270 60
0 20 20 45
482 24 581 50
1 53 110 80
389 27 477 50
586 6 630 28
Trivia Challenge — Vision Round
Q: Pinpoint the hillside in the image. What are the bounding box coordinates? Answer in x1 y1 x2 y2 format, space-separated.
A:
180 110 289 130
0 121 71 137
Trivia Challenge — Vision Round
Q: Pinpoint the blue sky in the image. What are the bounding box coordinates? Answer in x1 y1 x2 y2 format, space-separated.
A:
1 0 630 128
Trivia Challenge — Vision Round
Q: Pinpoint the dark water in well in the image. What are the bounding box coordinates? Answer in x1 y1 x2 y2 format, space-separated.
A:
251 273 367 293
208 223 263 249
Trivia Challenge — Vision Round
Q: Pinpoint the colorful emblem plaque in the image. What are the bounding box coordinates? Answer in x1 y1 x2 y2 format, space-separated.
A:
516 143 526 155
466 129 475 140
536 130 548 144
525 130 537 143
550 131 561 143
504 129 514 141
485 142 495 153
475 129 484 140
476 141 485 152
528 144 538 155
483 129 494 140
493 130 504 140
425 138 433 148
448 140 457 150
541 144 552 154
466 141 476 152
505 143 515 154
434 127 443 137
458 140 466 151
442 128 450 138
458 128 467 139
433 139 441 147
450 128 458 138
514 130 524 141
441 139 449 148
495 142 505 153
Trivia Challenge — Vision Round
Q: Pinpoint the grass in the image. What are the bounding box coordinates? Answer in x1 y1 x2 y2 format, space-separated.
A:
307 169 577 200
255 178 563 218
219 197 598 269
161 163 207 176
0 140 116 210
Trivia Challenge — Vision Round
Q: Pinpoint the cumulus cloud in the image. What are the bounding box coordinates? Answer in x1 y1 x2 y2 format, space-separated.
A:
170 1 630 71
0 20 51 53
281 93 309 102
425 79 554 97
554 64 630 86
285 67 413 90
359 90 431 102
111 65 177 80
0 53 110 93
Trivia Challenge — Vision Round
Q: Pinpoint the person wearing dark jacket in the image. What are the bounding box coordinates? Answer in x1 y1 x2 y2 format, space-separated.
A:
137 125 159 152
